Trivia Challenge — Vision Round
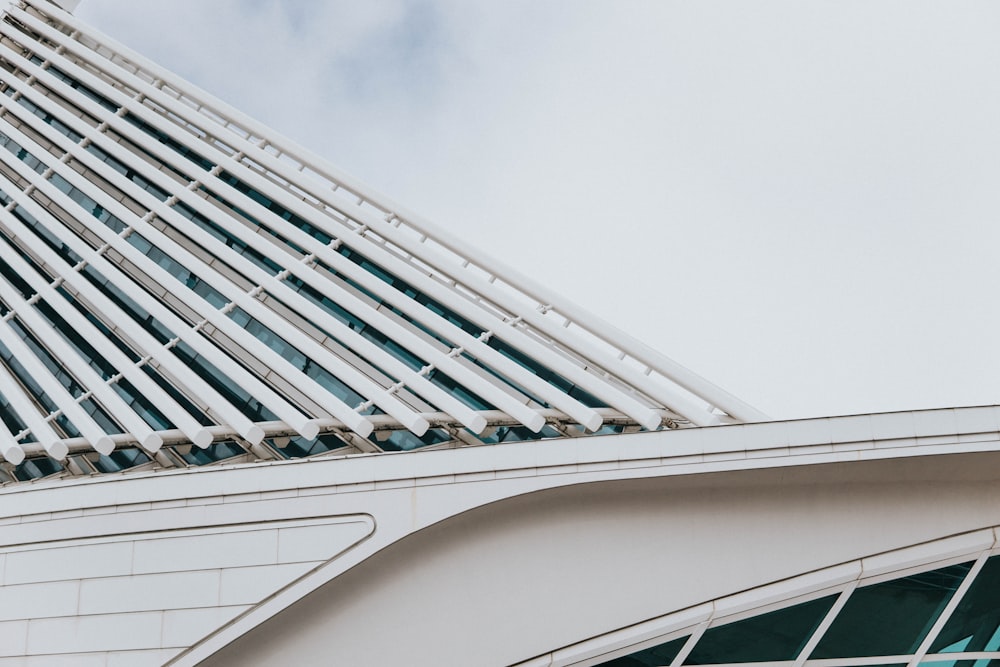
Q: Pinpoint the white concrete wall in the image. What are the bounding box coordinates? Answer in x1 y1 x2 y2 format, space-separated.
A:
0 500 373 665
198 452 1000 667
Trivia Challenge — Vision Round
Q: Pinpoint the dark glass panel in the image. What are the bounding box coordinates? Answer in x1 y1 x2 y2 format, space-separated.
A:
83 144 170 202
684 594 837 664
0 254 36 300
931 556 1000 654
0 338 80 437
91 448 151 474
0 389 27 434
36 300 116 379
334 246 485 337
371 428 450 452
112 379 174 430
473 424 565 445
272 433 349 459
41 61 119 112
173 199 283 275
599 636 689 666
170 341 278 422
174 440 245 466
488 337 607 408
79 264 175 344
8 203 81 266
426 369 494 411
811 562 972 659
16 95 84 142
13 456 63 481
0 129 46 173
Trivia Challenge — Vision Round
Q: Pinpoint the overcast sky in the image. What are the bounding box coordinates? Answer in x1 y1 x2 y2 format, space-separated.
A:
73 1 1000 421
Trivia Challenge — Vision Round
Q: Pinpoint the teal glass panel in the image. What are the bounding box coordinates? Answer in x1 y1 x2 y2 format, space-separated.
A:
488 337 607 408
685 594 837 663
597 635 688 667
272 433 349 459
91 448 151 474
0 255 37 299
473 424 565 445
16 96 84 142
0 389 27 434
37 60 119 112
175 441 245 466
811 562 972 659
427 369 494 411
13 457 64 481
370 428 450 452
931 556 1000 654
170 341 278 422
78 264 175 344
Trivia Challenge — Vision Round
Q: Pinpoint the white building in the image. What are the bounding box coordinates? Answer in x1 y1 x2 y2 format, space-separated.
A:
0 1 997 665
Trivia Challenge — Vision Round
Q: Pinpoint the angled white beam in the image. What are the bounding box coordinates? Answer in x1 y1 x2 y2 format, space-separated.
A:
34 120 544 433
0 37 558 434
2 12 650 429
0 101 346 444
15 1 765 424
0 2 764 453
0 270 163 452
0 162 267 447
0 55 429 438
0 228 214 447
0 295 115 454
0 356 67 460
0 414 26 464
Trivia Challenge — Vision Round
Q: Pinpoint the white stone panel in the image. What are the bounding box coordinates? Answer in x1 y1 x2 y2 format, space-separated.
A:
0 621 27 658
78 570 221 615
3 542 132 586
219 563 315 606
13 653 105 667
25 612 162 655
107 648 183 666
162 605 249 647
132 529 278 575
0 581 79 622
0 511 373 660
277 521 373 563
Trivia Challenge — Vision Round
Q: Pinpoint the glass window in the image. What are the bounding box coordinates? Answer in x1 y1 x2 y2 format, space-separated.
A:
810 562 972 659
370 428 450 452
600 635 688 667
685 595 837 664
91 447 151 473
174 440 245 465
13 456 64 481
271 433 349 459
931 556 1000 655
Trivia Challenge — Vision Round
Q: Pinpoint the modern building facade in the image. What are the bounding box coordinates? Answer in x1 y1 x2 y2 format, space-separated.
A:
0 1 997 666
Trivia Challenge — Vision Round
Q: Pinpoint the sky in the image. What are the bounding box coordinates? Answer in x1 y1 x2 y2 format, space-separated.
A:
72 1 1000 421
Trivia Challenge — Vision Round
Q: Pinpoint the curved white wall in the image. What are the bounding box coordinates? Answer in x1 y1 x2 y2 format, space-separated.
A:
199 451 1000 667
